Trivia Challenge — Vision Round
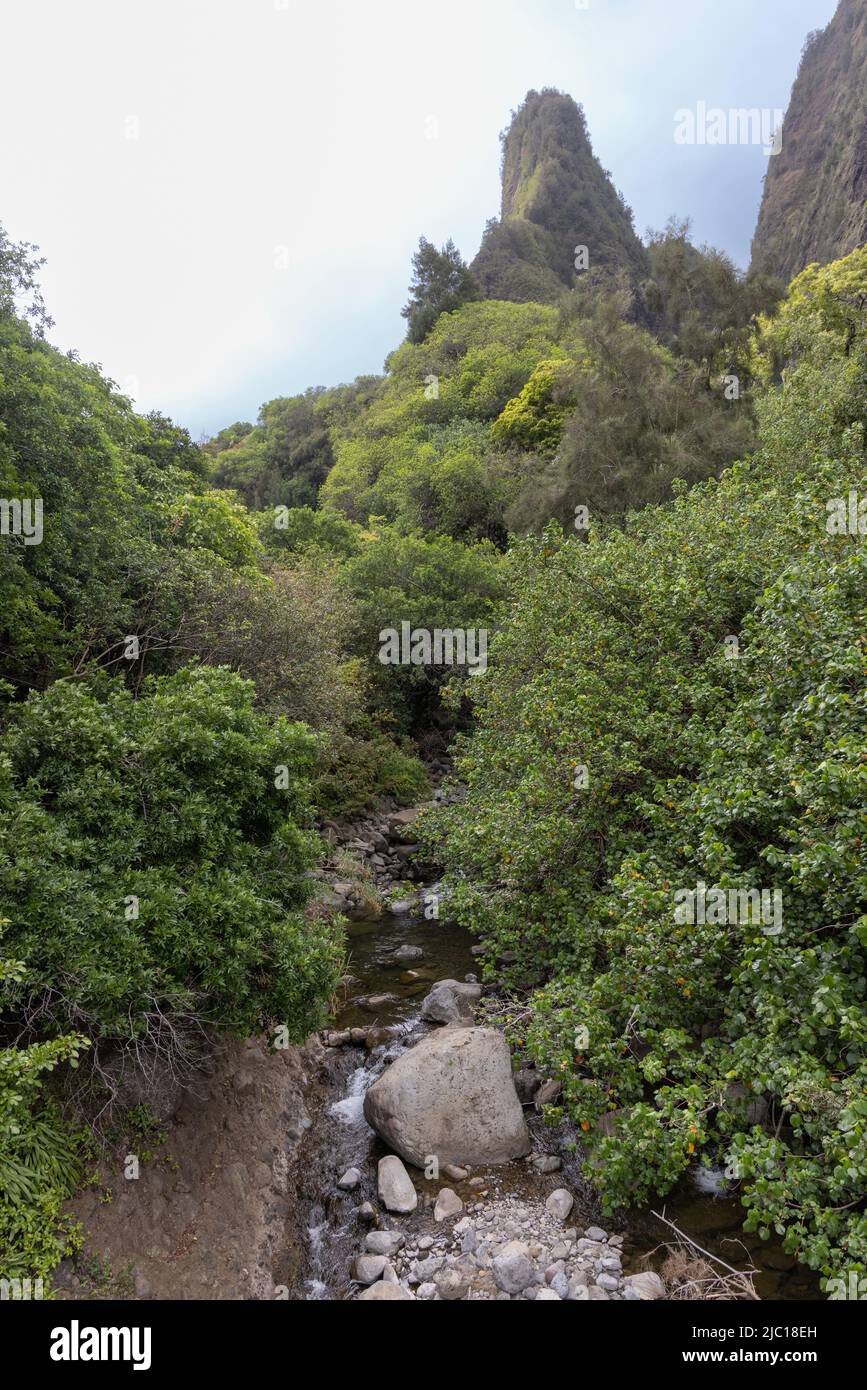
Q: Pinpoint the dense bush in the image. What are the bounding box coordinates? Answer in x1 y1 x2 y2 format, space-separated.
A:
206 380 383 512
313 716 431 819
421 246 867 1286
319 299 563 539
501 276 755 527
339 526 506 734
0 666 343 1065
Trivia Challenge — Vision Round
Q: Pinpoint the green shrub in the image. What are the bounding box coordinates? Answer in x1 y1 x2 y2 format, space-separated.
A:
0 666 343 1061
339 527 506 734
0 938 88 1287
313 718 430 819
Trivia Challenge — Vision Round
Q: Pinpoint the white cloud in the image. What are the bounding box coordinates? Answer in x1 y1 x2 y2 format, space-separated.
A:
0 0 837 436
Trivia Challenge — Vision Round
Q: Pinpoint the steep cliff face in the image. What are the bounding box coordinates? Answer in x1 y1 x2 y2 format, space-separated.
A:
751 0 867 282
472 89 648 303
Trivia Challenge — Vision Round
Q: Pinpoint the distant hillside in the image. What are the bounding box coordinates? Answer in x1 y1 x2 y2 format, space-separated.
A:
471 89 649 303
751 0 867 281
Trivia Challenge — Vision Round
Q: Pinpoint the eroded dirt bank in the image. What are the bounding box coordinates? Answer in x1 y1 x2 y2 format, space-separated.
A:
56 1035 327 1300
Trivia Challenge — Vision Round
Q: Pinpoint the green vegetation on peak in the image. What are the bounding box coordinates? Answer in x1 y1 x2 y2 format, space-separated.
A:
472 89 649 304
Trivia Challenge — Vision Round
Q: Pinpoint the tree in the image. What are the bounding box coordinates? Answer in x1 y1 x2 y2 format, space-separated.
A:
401 238 480 344
504 274 754 527
643 217 783 380
0 222 53 337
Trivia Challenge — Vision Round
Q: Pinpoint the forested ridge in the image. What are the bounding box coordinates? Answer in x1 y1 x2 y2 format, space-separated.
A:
0 82 865 1298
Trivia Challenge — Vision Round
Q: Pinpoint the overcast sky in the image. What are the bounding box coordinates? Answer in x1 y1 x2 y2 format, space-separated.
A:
1 0 838 438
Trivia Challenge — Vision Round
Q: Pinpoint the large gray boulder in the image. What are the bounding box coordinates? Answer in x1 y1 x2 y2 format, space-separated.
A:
363 1026 530 1168
420 979 481 1025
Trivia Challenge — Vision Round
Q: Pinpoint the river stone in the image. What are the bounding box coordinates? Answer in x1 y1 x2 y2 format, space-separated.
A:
536 1288 561 1300
364 1231 405 1257
434 1187 463 1222
363 1026 531 1168
535 1079 562 1109
420 979 481 1026
585 1225 608 1242
363 994 395 1011
492 1241 534 1294
545 1189 574 1221
624 1271 666 1300
352 1254 388 1284
358 1281 414 1300
531 1154 562 1173
337 1167 362 1190
392 945 424 964
377 1155 418 1213
434 1267 471 1301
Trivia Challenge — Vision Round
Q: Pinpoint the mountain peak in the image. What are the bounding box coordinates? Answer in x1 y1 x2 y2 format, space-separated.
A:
471 89 648 303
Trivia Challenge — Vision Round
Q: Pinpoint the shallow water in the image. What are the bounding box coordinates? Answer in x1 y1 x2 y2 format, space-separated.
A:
293 904 819 1301
334 907 477 1031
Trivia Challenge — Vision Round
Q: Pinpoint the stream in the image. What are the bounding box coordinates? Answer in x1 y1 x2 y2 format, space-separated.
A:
288 901 820 1301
